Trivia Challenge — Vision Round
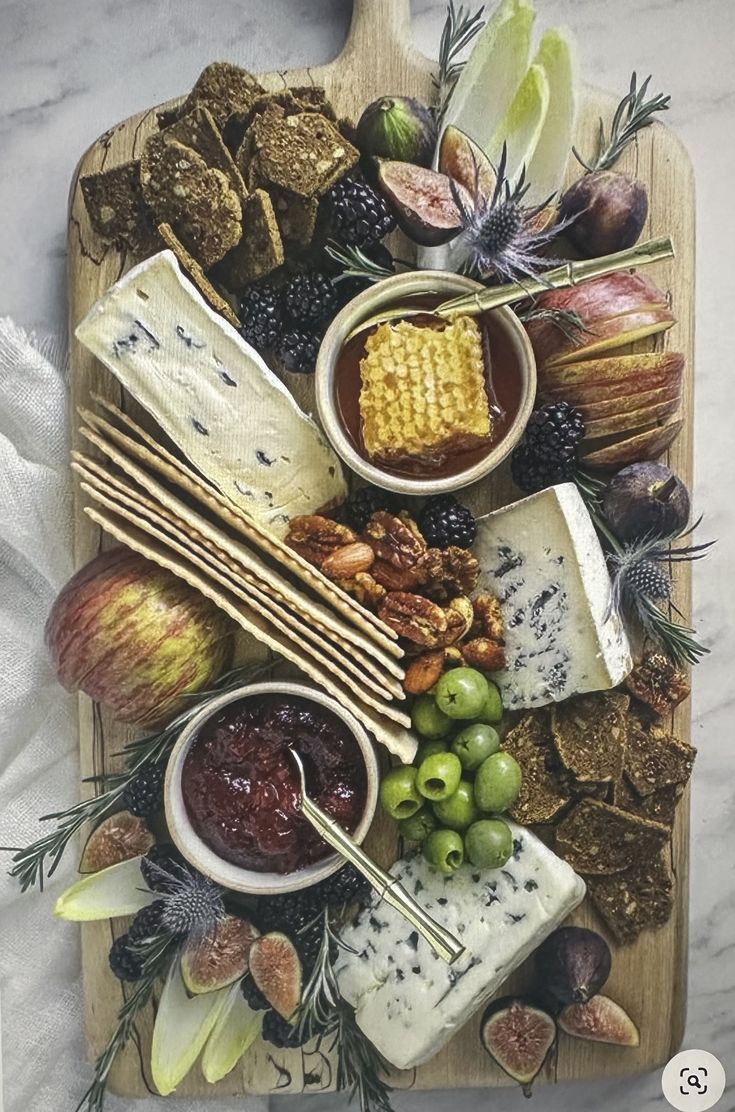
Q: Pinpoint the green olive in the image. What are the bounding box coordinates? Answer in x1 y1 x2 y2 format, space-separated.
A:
470 679 504 725
451 723 501 771
423 828 465 874
474 752 523 813
379 765 423 821
464 819 513 869
435 668 489 719
431 779 479 831
398 807 438 843
416 751 462 802
411 694 454 740
413 739 448 766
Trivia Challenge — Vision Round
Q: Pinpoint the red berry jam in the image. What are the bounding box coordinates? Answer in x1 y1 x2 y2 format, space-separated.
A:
181 694 368 874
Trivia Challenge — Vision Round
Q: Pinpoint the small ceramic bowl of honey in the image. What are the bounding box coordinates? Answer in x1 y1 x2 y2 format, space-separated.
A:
315 271 536 497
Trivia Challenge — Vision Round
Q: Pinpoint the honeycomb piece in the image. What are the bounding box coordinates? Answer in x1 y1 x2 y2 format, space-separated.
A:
359 315 491 464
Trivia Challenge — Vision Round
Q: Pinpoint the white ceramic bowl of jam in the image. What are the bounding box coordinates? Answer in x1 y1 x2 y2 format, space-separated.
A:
164 681 379 895
315 270 536 497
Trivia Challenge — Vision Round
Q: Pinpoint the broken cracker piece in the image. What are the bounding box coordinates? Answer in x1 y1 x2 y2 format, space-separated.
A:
270 187 320 247
175 62 264 128
80 160 159 256
503 711 572 825
585 852 674 944
213 188 284 289
612 777 683 828
250 109 359 198
624 652 691 717
158 223 240 328
161 106 247 201
141 136 242 268
551 690 629 784
624 719 695 798
555 797 670 875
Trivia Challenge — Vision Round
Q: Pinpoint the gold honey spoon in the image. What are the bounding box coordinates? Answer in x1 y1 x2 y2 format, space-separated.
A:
347 235 675 339
288 748 466 965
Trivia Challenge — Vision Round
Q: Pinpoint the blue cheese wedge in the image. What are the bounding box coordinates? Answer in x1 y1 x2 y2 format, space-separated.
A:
75 251 346 536
474 483 632 709
336 823 585 1070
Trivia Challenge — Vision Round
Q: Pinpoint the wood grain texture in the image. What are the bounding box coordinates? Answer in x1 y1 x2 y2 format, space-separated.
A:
66 0 695 1097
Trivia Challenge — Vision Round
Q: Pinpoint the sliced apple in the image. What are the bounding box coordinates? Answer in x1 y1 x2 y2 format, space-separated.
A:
573 384 683 420
581 418 683 468
539 352 685 404
582 398 680 439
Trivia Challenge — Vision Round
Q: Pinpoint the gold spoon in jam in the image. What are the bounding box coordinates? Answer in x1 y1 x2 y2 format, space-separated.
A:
288 748 465 965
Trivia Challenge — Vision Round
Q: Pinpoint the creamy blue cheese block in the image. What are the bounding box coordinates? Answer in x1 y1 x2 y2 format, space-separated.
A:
75 251 347 537
335 823 585 1070
474 483 632 709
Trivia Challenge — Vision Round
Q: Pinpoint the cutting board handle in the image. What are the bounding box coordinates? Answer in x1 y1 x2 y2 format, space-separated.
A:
342 0 413 60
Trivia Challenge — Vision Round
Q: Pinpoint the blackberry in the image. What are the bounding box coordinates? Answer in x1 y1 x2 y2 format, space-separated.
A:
319 864 372 906
419 495 477 550
511 402 586 493
328 176 396 248
340 486 397 531
262 1008 308 1049
283 272 338 330
140 844 185 893
241 973 270 1011
277 329 320 374
128 900 165 943
239 284 284 350
623 559 672 601
123 764 165 819
108 934 143 982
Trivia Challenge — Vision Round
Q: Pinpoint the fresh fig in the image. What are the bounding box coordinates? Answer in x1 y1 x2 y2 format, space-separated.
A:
438 125 496 200
603 462 690 542
79 811 154 873
376 160 465 246
480 996 557 1095
249 932 303 1020
535 926 612 1005
181 914 259 995
561 170 648 257
356 96 436 167
558 994 640 1046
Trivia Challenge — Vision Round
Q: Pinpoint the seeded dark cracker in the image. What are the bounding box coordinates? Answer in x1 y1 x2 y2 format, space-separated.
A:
157 223 240 328
585 852 674 944
80 160 159 256
161 107 247 201
551 690 629 783
554 798 670 874
252 110 359 198
270 187 320 247
612 777 683 828
624 652 691 716
503 711 572 825
175 62 264 128
140 136 242 269
624 719 695 798
213 189 284 289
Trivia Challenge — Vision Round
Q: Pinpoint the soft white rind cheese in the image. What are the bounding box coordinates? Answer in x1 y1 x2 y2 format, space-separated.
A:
335 823 585 1070
75 251 346 537
474 483 632 708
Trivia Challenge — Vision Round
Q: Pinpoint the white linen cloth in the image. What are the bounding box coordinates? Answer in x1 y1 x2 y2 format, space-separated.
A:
0 318 267 1112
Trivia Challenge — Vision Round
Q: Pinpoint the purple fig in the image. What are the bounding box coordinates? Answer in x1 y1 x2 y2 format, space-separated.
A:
438 125 496 200
480 996 556 1095
559 995 640 1046
603 462 690 541
561 170 648 257
535 926 612 1005
376 160 465 246
356 96 436 167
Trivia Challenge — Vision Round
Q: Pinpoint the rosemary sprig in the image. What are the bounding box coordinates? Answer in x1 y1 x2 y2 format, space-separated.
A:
518 306 592 346
326 242 397 285
574 72 671 173
4 661 272 892
434 1 486 122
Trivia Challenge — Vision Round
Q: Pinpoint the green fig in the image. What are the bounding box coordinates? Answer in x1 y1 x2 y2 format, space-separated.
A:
356 96 436 167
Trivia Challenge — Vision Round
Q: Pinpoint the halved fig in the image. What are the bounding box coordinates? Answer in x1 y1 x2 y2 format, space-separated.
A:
377 160 465 246
438 125 496 200
583 398 680 439
79 811 154 873
535 927 611 1005
249 932 303 1020
559 994 640 1046
181 915 259 995
480 996 556 1095
581 418 684 468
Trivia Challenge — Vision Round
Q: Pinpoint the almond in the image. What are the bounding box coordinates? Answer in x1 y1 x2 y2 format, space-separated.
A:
321 541 375 580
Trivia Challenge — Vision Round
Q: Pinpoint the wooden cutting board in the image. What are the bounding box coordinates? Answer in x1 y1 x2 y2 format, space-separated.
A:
67 0 695 1098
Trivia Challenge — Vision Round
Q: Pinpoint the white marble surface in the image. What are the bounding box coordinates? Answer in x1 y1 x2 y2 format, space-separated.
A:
1 0 734 1110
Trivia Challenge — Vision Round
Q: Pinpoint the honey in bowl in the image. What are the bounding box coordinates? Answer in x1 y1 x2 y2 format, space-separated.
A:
335 301 525 480
181 693 368 874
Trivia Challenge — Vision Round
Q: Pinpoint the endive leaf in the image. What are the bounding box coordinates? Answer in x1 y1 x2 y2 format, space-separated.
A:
54 855 154 921
201 983 263 1084
487 62 550 184
525 28 579 203
151 962 229 1096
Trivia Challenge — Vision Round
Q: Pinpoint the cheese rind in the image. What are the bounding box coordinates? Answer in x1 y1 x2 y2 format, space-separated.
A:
474 483 632 709
335 823 585 1070
75 251 346 537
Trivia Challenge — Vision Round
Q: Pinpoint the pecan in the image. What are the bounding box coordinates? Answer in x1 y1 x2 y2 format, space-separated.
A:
472 593 505 641
417 546 480 601
448 595 474 638
371 558 425 592
287 515 357 566
403 649 445 695
462 636 506 671
378 592 447 647
444 645 465 668
335 572 386 610
397 511 426 545
435 604 471 647
364 511 426 569
321 541 375 580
